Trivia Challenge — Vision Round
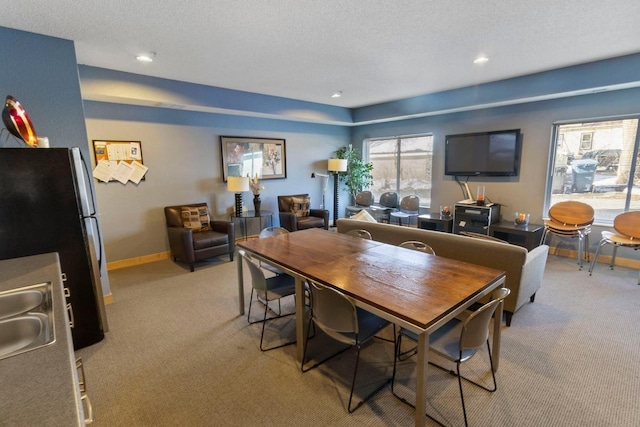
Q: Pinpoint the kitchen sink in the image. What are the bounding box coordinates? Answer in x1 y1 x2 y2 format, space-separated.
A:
0 289 44 320
0 314 50 359
0 283 54 361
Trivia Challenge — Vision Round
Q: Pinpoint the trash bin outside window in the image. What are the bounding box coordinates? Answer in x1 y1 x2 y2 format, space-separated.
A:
564 159 598 193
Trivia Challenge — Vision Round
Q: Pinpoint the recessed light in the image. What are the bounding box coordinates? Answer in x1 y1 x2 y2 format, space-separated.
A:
331 91 343 98
136 52 156 63
474 56 489 64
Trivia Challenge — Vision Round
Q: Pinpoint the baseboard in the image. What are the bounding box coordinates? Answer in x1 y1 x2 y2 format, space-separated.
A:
550 247 640 269
106 251 171 271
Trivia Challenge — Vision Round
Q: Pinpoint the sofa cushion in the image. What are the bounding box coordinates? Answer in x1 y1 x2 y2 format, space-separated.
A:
181 206 212 232
290 196 311 217
349 209 377 222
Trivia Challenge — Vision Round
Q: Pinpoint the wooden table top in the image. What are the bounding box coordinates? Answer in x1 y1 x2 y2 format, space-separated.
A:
239 229 505 331
238 228 383 273
302 244 505 329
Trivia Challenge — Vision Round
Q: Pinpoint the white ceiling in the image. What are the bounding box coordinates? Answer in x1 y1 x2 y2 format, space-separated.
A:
1 0 639 109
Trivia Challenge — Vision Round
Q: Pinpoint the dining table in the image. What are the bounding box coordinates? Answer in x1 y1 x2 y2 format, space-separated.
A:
237 228 506 427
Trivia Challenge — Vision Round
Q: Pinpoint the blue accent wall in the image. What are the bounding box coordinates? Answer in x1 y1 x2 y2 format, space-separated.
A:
3 24 640 265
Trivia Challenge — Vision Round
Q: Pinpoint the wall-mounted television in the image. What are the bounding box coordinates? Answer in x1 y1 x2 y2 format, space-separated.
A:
444 129 522 176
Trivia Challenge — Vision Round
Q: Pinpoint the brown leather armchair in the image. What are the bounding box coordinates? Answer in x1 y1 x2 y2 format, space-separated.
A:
164 203 235 271
277 194 329 232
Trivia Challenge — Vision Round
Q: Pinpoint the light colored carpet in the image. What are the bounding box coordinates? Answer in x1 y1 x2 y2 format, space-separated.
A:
77 254 640 426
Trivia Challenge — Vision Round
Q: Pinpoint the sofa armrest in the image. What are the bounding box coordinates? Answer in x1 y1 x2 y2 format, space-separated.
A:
515 244 550 311
309 209 329 229
279 212 298 232
210 220 235 252
167 226 195 263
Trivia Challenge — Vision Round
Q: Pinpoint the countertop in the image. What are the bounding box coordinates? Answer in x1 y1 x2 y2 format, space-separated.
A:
0 253 84 426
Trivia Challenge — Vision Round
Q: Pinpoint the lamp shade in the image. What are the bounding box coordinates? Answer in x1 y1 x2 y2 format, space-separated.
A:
227 176 249 192
327 158 348 172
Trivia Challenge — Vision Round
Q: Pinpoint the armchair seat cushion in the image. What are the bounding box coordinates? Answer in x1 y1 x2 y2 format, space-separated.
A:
192 230 229 250
296 216 326 230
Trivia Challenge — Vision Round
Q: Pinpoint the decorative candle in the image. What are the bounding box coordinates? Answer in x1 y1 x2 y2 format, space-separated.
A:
518 213 526 221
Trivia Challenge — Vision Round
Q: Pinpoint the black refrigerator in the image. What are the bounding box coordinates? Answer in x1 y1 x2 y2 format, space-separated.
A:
0 147 108 349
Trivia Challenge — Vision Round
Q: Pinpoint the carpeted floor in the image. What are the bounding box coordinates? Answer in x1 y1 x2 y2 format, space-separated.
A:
76 254 640 426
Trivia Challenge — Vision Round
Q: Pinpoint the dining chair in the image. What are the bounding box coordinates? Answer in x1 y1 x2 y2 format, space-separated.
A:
368 191 399 223
302 281 395 413
541 201 594 269
257 226 290 276
390 195 420 226
588 211 640 284
243 256 296 351
392 288 511 427
345 191 374 217
399 240 435 254
345 229 373 240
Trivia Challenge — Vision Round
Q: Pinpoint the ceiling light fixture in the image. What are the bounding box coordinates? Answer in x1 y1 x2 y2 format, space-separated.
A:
136 51 156 63
474 56 489 64
331 91 343 98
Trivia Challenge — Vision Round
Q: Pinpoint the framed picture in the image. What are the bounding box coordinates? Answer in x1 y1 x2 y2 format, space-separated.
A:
220 136 287 181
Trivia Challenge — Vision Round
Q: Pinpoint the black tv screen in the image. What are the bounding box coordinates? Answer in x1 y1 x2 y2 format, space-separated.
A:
445 129 521 176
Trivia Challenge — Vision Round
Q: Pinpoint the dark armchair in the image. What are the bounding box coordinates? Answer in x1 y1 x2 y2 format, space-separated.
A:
277 194 329 232
164 203 235 272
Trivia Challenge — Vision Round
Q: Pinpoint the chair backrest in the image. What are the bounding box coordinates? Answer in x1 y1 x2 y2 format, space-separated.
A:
164 202 208 227
243 257 269 291
378 192 399 208
460 288 511 351
398 195 420 213
399 240 435 254
613 211 640 239
277 194 310 213
354 191 374 207
548 201 594 226
308 281 358 343
345 229 373 240
259 226 290 238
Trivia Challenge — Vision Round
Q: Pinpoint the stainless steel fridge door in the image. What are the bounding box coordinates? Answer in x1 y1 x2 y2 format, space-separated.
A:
71 147 109 333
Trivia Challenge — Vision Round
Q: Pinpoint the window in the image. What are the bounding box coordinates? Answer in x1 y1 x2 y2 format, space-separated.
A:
580 132 593 151
546 117 640 224
364 134 433 207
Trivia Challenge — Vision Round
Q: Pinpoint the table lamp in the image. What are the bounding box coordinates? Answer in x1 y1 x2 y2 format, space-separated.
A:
327 158 348 227
227 176 249 217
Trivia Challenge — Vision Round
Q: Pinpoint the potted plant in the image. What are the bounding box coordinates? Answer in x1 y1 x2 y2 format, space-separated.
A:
335 144 374 202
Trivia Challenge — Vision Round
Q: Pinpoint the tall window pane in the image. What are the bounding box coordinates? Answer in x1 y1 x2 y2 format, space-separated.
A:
367 135 433 207
547 118 640 223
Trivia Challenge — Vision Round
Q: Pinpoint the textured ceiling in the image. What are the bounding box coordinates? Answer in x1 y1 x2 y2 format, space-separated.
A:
1 0 639 108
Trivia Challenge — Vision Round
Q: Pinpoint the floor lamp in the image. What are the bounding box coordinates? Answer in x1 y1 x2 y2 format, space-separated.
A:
327 158 348 227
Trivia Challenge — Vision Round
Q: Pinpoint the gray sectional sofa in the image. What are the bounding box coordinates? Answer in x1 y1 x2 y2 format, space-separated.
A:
336 218 549 326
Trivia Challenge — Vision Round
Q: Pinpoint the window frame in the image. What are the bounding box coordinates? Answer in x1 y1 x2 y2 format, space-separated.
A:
544 114 640 225
363 133 434 208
